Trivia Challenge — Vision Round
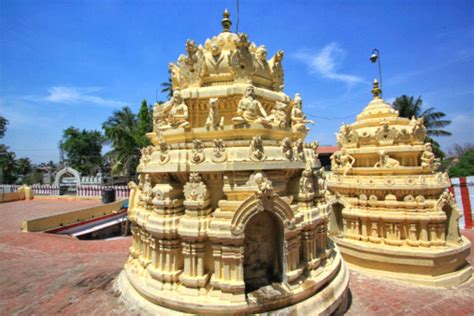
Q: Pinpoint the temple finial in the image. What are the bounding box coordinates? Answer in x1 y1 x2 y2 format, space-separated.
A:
221 9 231 33
371 79 382 99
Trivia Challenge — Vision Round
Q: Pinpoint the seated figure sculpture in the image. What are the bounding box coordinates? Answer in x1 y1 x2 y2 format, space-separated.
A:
232 85 269 125
291 93 314 132
164 90 191 129
268 101 289 128
421 142 440 171
374 151 400 168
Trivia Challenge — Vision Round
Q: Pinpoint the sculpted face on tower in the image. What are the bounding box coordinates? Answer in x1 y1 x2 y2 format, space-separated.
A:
210 40 221 56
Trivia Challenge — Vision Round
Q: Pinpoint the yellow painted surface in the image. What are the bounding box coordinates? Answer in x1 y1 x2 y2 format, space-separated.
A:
22 199 126 232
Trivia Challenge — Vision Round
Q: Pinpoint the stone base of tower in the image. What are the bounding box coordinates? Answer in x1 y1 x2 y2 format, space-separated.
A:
115 249 350 315
333 236 472 287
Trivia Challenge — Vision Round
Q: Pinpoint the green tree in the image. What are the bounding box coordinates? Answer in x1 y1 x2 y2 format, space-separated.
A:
392 95 451 158
102 100 153 176
61 127 103 175
160 77 173 99
0 116 8 138
15 157 32 177
0 144 17 184
136 99 153 147
448 149 474 177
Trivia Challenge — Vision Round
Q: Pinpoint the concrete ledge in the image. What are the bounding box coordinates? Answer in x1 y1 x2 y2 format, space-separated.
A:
334 236 472 287
22 199 127 232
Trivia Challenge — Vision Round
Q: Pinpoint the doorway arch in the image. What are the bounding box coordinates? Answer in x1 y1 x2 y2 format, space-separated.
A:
243 211 283 293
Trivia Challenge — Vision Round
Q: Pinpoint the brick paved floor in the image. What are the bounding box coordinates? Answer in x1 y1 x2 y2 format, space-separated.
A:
0 200 472 315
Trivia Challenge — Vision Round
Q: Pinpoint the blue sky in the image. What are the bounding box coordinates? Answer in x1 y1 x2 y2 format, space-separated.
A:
1 0 473 163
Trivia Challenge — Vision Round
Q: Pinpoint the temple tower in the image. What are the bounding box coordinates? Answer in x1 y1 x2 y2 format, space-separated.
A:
326 80 471 287
116 10 349 314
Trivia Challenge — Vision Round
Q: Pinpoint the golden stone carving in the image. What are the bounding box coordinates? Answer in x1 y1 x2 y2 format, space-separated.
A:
326 79 471 287
117 10 349 315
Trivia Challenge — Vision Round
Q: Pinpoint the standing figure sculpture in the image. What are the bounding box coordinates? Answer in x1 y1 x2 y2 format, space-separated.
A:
205 98 224 129
339 148 355 176
291 93 314 132
232 85 269 125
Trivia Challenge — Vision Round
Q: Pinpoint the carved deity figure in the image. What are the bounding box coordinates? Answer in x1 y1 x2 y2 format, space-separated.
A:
253 45 272 79
254 172 272 196
205 98 224 129
153 102 168 132
338 149 355 176
232 85 269 125
299 168 314 195
269 50 284 91
140 146 155 166
421 143 440 171
139 174 153 208
250 136 265 160
202 39 227 76
411 116 426 142
293 138 305 161
268 101 289 128
374 151 400 168
176 39 204 87
166 91 191 129
281 137 293 160
291 93 314 132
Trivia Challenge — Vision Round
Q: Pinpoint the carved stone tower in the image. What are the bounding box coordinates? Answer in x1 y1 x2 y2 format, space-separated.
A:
326 80 471 287
116 10 349 315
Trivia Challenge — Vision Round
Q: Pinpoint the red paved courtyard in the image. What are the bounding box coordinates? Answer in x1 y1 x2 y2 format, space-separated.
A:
0 199 473 315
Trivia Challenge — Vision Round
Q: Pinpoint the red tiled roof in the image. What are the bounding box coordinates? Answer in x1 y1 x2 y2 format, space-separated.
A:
316 146 338 154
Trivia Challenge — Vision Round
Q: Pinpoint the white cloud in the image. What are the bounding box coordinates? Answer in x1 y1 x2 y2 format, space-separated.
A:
44 86 126 107
293 43 363 85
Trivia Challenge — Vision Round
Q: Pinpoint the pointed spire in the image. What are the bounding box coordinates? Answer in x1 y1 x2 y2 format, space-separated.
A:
371 79 382 99
221 9 231 33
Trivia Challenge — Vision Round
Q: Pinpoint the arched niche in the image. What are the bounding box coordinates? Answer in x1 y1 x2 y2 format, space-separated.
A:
243 210 284 293
326 198 349 237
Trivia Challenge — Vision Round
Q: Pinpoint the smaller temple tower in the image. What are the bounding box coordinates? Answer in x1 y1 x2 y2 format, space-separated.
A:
326 80 471 287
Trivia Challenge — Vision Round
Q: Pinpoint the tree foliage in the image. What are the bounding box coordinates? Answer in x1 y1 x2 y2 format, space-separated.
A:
60 127 103 175
102 100 153 176
0 116 8 138
0 144 17 184
392 95 451 158
448 148 474 177
160 77 173 99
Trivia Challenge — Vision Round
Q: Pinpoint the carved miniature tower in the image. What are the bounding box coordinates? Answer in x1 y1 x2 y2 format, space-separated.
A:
116 10 349 314
326 80 471 287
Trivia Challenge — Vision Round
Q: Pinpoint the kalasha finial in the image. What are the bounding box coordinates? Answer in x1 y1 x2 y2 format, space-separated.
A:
221 9 231 32
371 79 382 99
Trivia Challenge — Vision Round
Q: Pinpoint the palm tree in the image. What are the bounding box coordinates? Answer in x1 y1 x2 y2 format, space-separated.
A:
392 95 451 158
160 77 173 99
0 116 8 138
102 106 140 177
15 157 32 176
0 144 17 184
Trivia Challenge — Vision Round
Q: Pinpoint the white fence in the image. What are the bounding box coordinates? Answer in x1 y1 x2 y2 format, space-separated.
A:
0 184 130 199
77 185 130 198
